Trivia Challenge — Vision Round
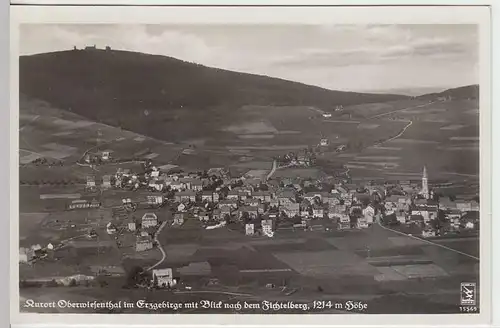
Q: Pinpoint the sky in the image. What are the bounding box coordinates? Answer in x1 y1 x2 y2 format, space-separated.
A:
19 24 479 94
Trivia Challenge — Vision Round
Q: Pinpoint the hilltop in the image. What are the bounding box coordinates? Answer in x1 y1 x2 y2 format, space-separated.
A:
417 84 479 100
20 49 408 141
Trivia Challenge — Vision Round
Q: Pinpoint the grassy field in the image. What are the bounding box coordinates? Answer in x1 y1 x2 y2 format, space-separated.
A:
324 98 480 179
19 93 479 180
18 219 480 314
151 215 480 311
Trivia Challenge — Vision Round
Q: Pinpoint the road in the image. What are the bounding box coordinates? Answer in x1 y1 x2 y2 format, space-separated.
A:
266 160 277 181
375 220 479 261
369 101 437 119
19 115 40 131
373 120 413 147
146 220 168 271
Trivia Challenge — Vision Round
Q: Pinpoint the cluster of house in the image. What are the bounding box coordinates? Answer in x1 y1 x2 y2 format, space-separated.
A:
87 164 228 194
116 210 160 253
150 261 212 289
381 167 480 237
19 243 55 264
384 193 480 237
162 176 385 237
276 150 316 168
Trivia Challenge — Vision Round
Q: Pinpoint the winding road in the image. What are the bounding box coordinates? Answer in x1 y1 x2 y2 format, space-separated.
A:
266 160 277 181
146 220 168 271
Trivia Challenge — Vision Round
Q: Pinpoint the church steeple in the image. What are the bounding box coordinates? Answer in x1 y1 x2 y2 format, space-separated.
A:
421 166 429 199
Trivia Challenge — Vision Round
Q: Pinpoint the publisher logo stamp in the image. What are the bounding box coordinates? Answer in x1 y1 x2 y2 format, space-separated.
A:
460 283 476 306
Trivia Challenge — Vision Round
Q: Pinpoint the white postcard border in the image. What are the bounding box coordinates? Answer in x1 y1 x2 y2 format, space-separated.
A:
9 4 493 326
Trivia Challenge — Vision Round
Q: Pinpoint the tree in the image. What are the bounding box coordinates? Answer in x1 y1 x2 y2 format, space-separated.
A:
350 215 359 228
46 279 59 287
125 266 143 287
97 276 109 288
69 278 77 287
430 218 442 231
152 274 159 289
242 212 250 224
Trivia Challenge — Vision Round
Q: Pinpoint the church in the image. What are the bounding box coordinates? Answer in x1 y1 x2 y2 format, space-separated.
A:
419 166 434 200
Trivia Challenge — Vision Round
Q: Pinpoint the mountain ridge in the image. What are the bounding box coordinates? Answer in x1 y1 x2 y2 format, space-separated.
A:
19 49 408 113
416 84 479 100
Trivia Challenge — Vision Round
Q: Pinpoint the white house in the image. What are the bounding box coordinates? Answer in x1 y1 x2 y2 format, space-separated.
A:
142 213 158 228
201 191 214 202
262 219 274 235
19 247 34 263
128 220 136 232
245 223 255 236
106 222 117 235
152 268 177 288
177 203 187 212
422 229 436 238
312 205 324 218
86 176 96 188
357 218 369 229
102 151 110 161
362 205 375 224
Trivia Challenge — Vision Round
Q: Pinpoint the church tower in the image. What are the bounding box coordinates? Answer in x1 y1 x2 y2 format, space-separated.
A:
421 166 429 199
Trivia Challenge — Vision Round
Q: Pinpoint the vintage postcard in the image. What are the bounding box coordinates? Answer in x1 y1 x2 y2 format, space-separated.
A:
10 4 492 326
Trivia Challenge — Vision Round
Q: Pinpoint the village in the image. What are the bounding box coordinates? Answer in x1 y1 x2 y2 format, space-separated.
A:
19 147 480 292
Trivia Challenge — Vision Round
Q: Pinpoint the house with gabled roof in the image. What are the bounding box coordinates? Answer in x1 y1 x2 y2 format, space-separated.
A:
175 191 197 203
252 191 272 202
142 212 158 228
281 202 300 218
238 206 258 220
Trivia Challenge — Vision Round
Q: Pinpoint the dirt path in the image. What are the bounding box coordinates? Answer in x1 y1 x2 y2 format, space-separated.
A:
373 120 413 147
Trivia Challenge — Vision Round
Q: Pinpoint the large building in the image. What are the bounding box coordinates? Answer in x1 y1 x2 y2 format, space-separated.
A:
421 166 429 199
152 268 177 288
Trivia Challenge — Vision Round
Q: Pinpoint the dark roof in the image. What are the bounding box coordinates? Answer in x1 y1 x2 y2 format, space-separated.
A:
177 191 197 196
410 215 424 221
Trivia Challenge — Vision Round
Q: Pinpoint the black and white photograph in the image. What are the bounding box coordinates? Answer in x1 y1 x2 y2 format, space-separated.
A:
10 5 492 323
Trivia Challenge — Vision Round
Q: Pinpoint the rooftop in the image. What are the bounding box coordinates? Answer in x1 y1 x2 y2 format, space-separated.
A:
142 212 158 220
152 268 173 278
